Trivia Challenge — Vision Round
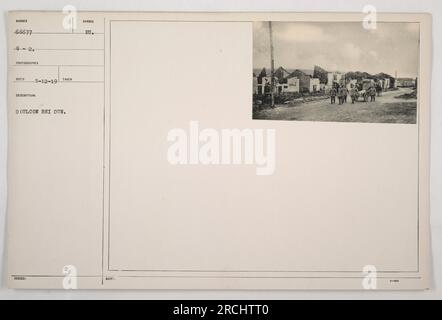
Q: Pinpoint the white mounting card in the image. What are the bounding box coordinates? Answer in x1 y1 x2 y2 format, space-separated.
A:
6 11 431 289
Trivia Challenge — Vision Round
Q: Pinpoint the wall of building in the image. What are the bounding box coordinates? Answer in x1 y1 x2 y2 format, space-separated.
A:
310 78 320 92
285 77 300 93
327 72 343 86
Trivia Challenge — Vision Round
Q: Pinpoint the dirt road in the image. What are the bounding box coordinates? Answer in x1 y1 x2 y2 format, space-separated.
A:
253 88 417 124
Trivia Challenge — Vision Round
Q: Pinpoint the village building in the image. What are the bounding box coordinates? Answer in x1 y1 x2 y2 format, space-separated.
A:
327 71 344 87
274 66 291 80
277 76 300 93
256 76 274 95
255 67 303 95
309 78 320 92
396 78 416 88
288 69 320 93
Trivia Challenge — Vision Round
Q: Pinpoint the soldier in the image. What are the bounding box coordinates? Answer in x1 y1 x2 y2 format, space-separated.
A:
350 85 358 104
338 86 344 105
369 86 376 102
343 86 349 103
330 86 337 104
376 82 382 97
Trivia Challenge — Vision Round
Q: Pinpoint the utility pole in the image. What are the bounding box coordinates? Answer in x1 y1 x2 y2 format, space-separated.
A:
269 21 275 108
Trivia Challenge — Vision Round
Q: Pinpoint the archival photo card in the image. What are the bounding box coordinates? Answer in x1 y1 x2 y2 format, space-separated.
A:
6 11 431 290
252 22 419 124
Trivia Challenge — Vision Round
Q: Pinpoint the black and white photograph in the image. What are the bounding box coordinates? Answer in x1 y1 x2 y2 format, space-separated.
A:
253 22 419 124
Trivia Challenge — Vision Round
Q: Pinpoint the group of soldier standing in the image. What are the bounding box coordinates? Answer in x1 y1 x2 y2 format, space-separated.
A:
329 83 382 105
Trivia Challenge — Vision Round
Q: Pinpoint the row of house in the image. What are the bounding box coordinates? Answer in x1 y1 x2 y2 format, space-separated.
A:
253 66 397 96
253 67 321 95
327 71 391 91
396 78 416 88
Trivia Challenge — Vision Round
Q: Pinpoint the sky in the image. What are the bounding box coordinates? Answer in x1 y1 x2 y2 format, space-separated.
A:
253 22 419 78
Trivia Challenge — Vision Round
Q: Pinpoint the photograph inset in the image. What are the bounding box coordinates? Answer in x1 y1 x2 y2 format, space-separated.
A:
253 22 419 124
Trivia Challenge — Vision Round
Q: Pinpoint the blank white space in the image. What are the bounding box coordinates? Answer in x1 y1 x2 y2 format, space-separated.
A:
109 21 419 272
